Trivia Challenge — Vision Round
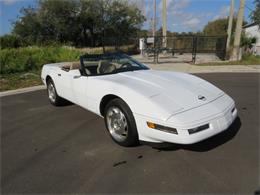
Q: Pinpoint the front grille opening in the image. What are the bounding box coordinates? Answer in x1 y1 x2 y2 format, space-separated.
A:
188 124 209 134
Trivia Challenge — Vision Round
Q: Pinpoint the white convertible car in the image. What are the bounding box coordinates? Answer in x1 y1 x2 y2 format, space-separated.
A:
41 53 237 146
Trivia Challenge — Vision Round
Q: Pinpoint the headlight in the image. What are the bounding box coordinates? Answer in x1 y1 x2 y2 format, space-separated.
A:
147 122 178 134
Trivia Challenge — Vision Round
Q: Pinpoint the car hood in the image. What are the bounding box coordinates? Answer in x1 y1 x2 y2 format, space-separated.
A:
96 70 224 120
117 70 224 119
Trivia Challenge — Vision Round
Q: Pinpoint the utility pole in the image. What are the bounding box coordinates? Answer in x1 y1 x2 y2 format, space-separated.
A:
153 0 156 45
162 0 167 48
231 0 245 61
226 0 234 57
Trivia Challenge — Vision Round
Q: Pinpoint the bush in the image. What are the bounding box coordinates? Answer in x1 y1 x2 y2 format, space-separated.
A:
241 54 260 64
0 45 138 74
0 34 26 49
0 46 83 74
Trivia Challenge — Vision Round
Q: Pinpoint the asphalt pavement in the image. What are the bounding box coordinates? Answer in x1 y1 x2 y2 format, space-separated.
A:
1 73 259 194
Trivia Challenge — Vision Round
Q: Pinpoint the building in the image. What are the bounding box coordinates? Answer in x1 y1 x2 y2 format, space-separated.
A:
243 22 260 56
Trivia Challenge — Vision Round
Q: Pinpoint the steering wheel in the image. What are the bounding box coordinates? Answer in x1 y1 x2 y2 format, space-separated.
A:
120 62 132 69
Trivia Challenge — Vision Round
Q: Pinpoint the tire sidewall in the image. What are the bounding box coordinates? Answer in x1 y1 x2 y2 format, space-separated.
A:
104 98 139 147
47 79 59 106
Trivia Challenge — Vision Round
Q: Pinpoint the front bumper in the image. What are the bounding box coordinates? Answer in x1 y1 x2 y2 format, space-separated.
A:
134 95 238 144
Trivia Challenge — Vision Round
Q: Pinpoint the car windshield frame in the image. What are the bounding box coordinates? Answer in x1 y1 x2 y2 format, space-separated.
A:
79 52 149 77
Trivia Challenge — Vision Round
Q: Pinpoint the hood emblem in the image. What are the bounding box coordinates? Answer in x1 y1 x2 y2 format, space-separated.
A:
198 95 207 101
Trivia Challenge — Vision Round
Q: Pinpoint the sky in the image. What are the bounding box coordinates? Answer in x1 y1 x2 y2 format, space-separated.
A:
0 0 257 36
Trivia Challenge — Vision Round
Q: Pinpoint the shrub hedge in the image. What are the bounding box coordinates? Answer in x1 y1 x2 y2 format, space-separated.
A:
0 45 138 74
0 47 83 74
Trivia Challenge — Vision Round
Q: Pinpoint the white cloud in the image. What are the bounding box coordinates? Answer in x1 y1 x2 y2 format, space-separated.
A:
183 18 200 29
1 0 19 5
144 0 212 32
173 12 208 31
159 0 190 15
213 5 230 20
167 0 211 32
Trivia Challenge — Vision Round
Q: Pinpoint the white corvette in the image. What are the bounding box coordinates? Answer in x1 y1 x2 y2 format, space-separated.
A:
41 53 237 146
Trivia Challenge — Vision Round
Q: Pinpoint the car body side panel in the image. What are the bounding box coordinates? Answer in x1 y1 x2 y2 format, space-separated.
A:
41 63 83 103
86 77 175 120
41 64 63 95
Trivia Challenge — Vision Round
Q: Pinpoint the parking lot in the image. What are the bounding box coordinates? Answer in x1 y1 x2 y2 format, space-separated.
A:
1 73 259 194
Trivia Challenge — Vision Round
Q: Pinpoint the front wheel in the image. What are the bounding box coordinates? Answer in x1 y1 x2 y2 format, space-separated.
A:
104 98 139 147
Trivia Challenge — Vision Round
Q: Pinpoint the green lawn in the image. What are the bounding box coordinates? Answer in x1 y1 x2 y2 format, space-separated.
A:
196 55 260 66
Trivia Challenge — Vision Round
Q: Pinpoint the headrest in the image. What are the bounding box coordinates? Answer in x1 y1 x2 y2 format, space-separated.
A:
97 60 116 74
70 62 80 70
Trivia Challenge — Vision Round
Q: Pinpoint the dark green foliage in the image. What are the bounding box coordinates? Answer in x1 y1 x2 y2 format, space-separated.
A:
241 33 258 48
250 0 260 26
0 47 83 74
0 34 25 49
0 45 137 74
203 17 247 38
11 0 145 47
203 18 234 36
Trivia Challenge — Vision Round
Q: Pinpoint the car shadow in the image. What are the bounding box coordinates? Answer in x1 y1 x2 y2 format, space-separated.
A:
57 99 74 107
142 117 241 152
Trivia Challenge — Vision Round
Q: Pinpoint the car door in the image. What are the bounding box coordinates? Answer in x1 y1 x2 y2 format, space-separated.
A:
70 70 89 108
57 70 76 103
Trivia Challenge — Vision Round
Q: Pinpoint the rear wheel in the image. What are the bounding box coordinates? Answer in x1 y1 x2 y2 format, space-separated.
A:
47 78 64 106
104 98 139 147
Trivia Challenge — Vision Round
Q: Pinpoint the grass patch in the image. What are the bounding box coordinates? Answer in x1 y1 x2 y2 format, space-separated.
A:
0 71 42 91
196 55 260 66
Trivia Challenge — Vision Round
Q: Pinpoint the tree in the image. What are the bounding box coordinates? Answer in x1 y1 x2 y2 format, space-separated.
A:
203 18 236 36
13 1 79 45
38 0 79 43
241 33 257 49
12 7 42 44
0 34 24 49
250 0 260 26
12 0 145 47
104 0 145 37
203 17 247 37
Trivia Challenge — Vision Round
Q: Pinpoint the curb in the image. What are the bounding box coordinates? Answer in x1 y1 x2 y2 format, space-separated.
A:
0 85 46 97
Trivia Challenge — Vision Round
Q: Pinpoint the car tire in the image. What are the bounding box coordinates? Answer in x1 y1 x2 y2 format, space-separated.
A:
104 98 139 147
47 78 64 106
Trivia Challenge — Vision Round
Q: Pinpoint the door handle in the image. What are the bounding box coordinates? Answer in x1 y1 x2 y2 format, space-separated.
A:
58 74 61 76
73 75 81 79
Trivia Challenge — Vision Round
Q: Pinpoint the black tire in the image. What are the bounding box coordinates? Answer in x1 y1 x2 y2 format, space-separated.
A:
104 98 139 147
46 78 65 106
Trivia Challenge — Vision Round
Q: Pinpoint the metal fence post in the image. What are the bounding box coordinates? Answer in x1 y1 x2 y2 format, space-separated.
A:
192 36 198 64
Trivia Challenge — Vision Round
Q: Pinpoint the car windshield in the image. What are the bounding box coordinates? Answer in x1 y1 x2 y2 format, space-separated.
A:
80 53 149 76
